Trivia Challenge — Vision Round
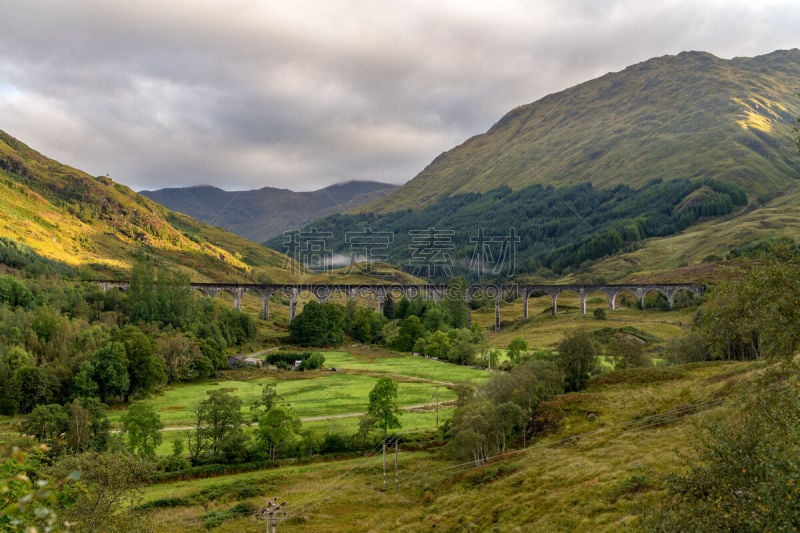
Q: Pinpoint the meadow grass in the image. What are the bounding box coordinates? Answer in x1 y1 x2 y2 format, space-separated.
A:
142 360 763 532
471 292 695 348
109 373 459 429
154 408 454 456
323 348 490 383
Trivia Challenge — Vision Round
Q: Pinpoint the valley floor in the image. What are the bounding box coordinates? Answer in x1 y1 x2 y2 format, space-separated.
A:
142 360 762 532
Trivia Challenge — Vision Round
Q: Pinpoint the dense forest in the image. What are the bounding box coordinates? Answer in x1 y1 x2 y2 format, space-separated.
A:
268 179 747 280
0 238 257 419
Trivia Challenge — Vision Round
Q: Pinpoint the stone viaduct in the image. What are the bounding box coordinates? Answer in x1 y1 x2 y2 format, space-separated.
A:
96 281 704 331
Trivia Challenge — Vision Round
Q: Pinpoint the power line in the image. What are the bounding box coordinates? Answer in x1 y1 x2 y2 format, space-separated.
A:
254 497 288 533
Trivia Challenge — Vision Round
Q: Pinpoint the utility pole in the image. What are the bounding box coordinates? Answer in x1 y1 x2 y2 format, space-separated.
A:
255 497 287 533
394 439 399 492
434 384 439 427
382 440 387 492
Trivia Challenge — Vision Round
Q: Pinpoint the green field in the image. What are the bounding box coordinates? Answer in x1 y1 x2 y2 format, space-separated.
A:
140 360 765 532
108 350 488 431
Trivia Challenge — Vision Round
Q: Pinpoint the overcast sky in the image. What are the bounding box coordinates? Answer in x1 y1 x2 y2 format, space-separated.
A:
0 1 798 192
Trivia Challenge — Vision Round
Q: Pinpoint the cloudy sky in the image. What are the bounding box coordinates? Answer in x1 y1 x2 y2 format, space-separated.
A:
0 1 798 192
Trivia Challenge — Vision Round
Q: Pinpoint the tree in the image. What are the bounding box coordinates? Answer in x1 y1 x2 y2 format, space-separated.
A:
382 293 395 319
698 246 800 360
444 277 470 329
128 260 195 328
251 383 281 415
88 342 130 403
115 326 165 399
120 403 163 458
556 329 599 392
47 452 155 532
449 399 493 465
450 359 564 460
127 259 155 324
158 331 207 383
609 335 650 369
394 316 425 352
12 366 58 414
506 337 528 364
417 330 451 360
300 352 325 371
66 397 111 452
154 266 194 328
257 405 301 461
66 399 91 452
422 305 449 332
367 378 401 438
356 415 376 446
21 404 68 444
0 448 78 532
188 390 245 464
0 346 34 414
447 328 477 366
345 306 387 344
289 301 344 347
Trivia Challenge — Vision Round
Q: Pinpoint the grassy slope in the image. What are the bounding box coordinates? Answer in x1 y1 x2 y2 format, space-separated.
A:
0 129 296 281
0 130 420 284
584 186 800 282
361 50 800 215
141 359 763 532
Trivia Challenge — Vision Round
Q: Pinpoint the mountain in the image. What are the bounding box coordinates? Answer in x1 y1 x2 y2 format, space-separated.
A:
271 50 800 281
0 130 295 282
140 181 398 243
360 49 800 214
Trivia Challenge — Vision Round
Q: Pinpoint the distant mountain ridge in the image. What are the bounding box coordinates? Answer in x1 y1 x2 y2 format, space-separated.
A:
141 181 398 243
359 49 800 214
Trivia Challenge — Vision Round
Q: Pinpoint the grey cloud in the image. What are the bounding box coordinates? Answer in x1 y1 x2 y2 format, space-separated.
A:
0 0 798 191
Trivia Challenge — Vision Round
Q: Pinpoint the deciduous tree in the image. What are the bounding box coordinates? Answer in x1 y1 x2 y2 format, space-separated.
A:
556 329 599 392
367 378 401 438
120 402 163 458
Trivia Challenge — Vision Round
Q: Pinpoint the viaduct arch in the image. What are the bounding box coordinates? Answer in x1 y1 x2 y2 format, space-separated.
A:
96 281 704 331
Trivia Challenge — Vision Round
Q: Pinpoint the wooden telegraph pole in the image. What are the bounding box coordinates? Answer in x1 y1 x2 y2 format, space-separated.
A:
255 497 287 533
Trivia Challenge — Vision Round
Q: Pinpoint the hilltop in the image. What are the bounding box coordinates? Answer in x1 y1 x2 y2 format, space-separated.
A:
0 130 293 282
141 181 398 243
273 50 800 281
361 49 800 214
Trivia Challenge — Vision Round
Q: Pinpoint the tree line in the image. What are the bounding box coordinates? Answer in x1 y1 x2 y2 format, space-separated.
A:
0 257 257 418
267 178 748 279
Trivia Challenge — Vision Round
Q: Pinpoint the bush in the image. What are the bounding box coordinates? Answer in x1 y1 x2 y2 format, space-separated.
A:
202 502 255 529
264 351 323 370
300 352 325 371
264 351 312 368
664 332 710 363
640 366 800 530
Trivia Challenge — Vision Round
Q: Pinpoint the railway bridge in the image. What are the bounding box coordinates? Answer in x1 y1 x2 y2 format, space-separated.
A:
96 281 704 331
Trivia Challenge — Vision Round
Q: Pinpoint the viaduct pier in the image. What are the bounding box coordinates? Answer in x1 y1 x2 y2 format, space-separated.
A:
96 281 704 332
